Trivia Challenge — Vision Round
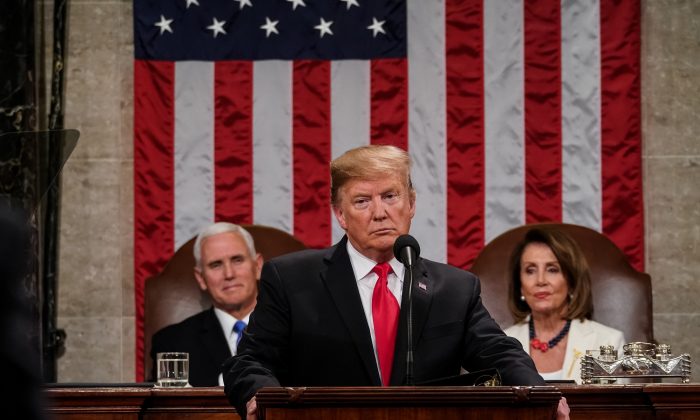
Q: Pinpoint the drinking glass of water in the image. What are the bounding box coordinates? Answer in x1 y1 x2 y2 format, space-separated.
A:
156 352 190 387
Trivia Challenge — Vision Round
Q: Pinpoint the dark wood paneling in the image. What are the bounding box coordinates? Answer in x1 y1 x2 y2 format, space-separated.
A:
45 384 700 420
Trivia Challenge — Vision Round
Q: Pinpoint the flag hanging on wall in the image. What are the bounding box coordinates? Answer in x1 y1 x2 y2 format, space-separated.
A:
133 0 642 380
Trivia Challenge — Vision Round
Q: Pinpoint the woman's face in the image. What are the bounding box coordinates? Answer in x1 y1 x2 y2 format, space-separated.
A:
520 242 569 318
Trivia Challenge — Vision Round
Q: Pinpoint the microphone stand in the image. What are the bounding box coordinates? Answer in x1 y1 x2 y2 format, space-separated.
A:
405 263 414 385
394 235 420 386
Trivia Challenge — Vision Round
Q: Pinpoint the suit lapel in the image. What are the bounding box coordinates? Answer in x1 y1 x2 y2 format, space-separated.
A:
390 259 432 385
322 237 382 386
563 320 590 382
512 322 531 353
200 308 232 369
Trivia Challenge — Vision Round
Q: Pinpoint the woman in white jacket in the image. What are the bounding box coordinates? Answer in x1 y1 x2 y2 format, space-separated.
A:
504 227 625 383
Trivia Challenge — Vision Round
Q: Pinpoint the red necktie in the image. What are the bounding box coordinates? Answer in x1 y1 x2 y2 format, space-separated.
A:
371 262 399 386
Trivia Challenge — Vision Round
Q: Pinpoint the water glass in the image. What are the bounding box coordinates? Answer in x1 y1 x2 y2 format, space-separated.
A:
156 352 189 387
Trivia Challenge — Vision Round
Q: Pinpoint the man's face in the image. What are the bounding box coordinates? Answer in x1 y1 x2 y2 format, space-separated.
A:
194 231 262 315
333 175 416 262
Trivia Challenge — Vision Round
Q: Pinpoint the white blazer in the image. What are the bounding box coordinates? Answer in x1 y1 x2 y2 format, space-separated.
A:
504 318 625 383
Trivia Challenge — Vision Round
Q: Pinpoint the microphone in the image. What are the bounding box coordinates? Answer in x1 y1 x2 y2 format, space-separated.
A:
393 234 420 268
393 234 420 385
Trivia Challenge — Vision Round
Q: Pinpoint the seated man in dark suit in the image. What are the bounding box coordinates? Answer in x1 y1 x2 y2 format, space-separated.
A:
224 145 569 419
150 222 262 386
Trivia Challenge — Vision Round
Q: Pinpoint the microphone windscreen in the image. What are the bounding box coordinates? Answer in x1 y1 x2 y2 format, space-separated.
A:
393 234 420 261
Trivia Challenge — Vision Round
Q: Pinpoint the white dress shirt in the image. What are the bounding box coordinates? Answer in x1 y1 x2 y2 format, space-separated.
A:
539 369 564 381
214 308 251 386
346 240 404 371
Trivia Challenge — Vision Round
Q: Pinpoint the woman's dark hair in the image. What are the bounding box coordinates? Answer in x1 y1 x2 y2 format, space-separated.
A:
507 226 593 322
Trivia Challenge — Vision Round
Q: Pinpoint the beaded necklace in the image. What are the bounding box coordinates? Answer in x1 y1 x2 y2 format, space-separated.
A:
528 318 572 352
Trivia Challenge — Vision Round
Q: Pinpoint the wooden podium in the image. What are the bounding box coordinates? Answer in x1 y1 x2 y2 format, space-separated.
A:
255 386 561 420
44 384 700 419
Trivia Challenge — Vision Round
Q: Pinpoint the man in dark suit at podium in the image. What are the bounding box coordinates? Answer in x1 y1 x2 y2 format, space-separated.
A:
224 145 565 419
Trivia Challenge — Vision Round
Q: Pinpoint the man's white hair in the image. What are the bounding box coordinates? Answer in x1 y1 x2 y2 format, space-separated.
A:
193 222 257 267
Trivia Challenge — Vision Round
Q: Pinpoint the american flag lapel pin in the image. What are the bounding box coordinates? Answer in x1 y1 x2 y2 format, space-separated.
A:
418 281 427 291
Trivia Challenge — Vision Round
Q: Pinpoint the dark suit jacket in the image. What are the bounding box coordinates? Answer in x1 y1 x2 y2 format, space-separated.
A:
224 236 544 412
150 307 231 386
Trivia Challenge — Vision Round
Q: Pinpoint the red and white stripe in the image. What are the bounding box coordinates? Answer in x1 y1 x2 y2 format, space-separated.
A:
133 0 642 380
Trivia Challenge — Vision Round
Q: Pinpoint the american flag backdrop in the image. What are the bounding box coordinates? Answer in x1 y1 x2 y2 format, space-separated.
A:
133 0 642 380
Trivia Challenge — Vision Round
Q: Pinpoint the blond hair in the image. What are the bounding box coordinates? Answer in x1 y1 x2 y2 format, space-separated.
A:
330 145 414 205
